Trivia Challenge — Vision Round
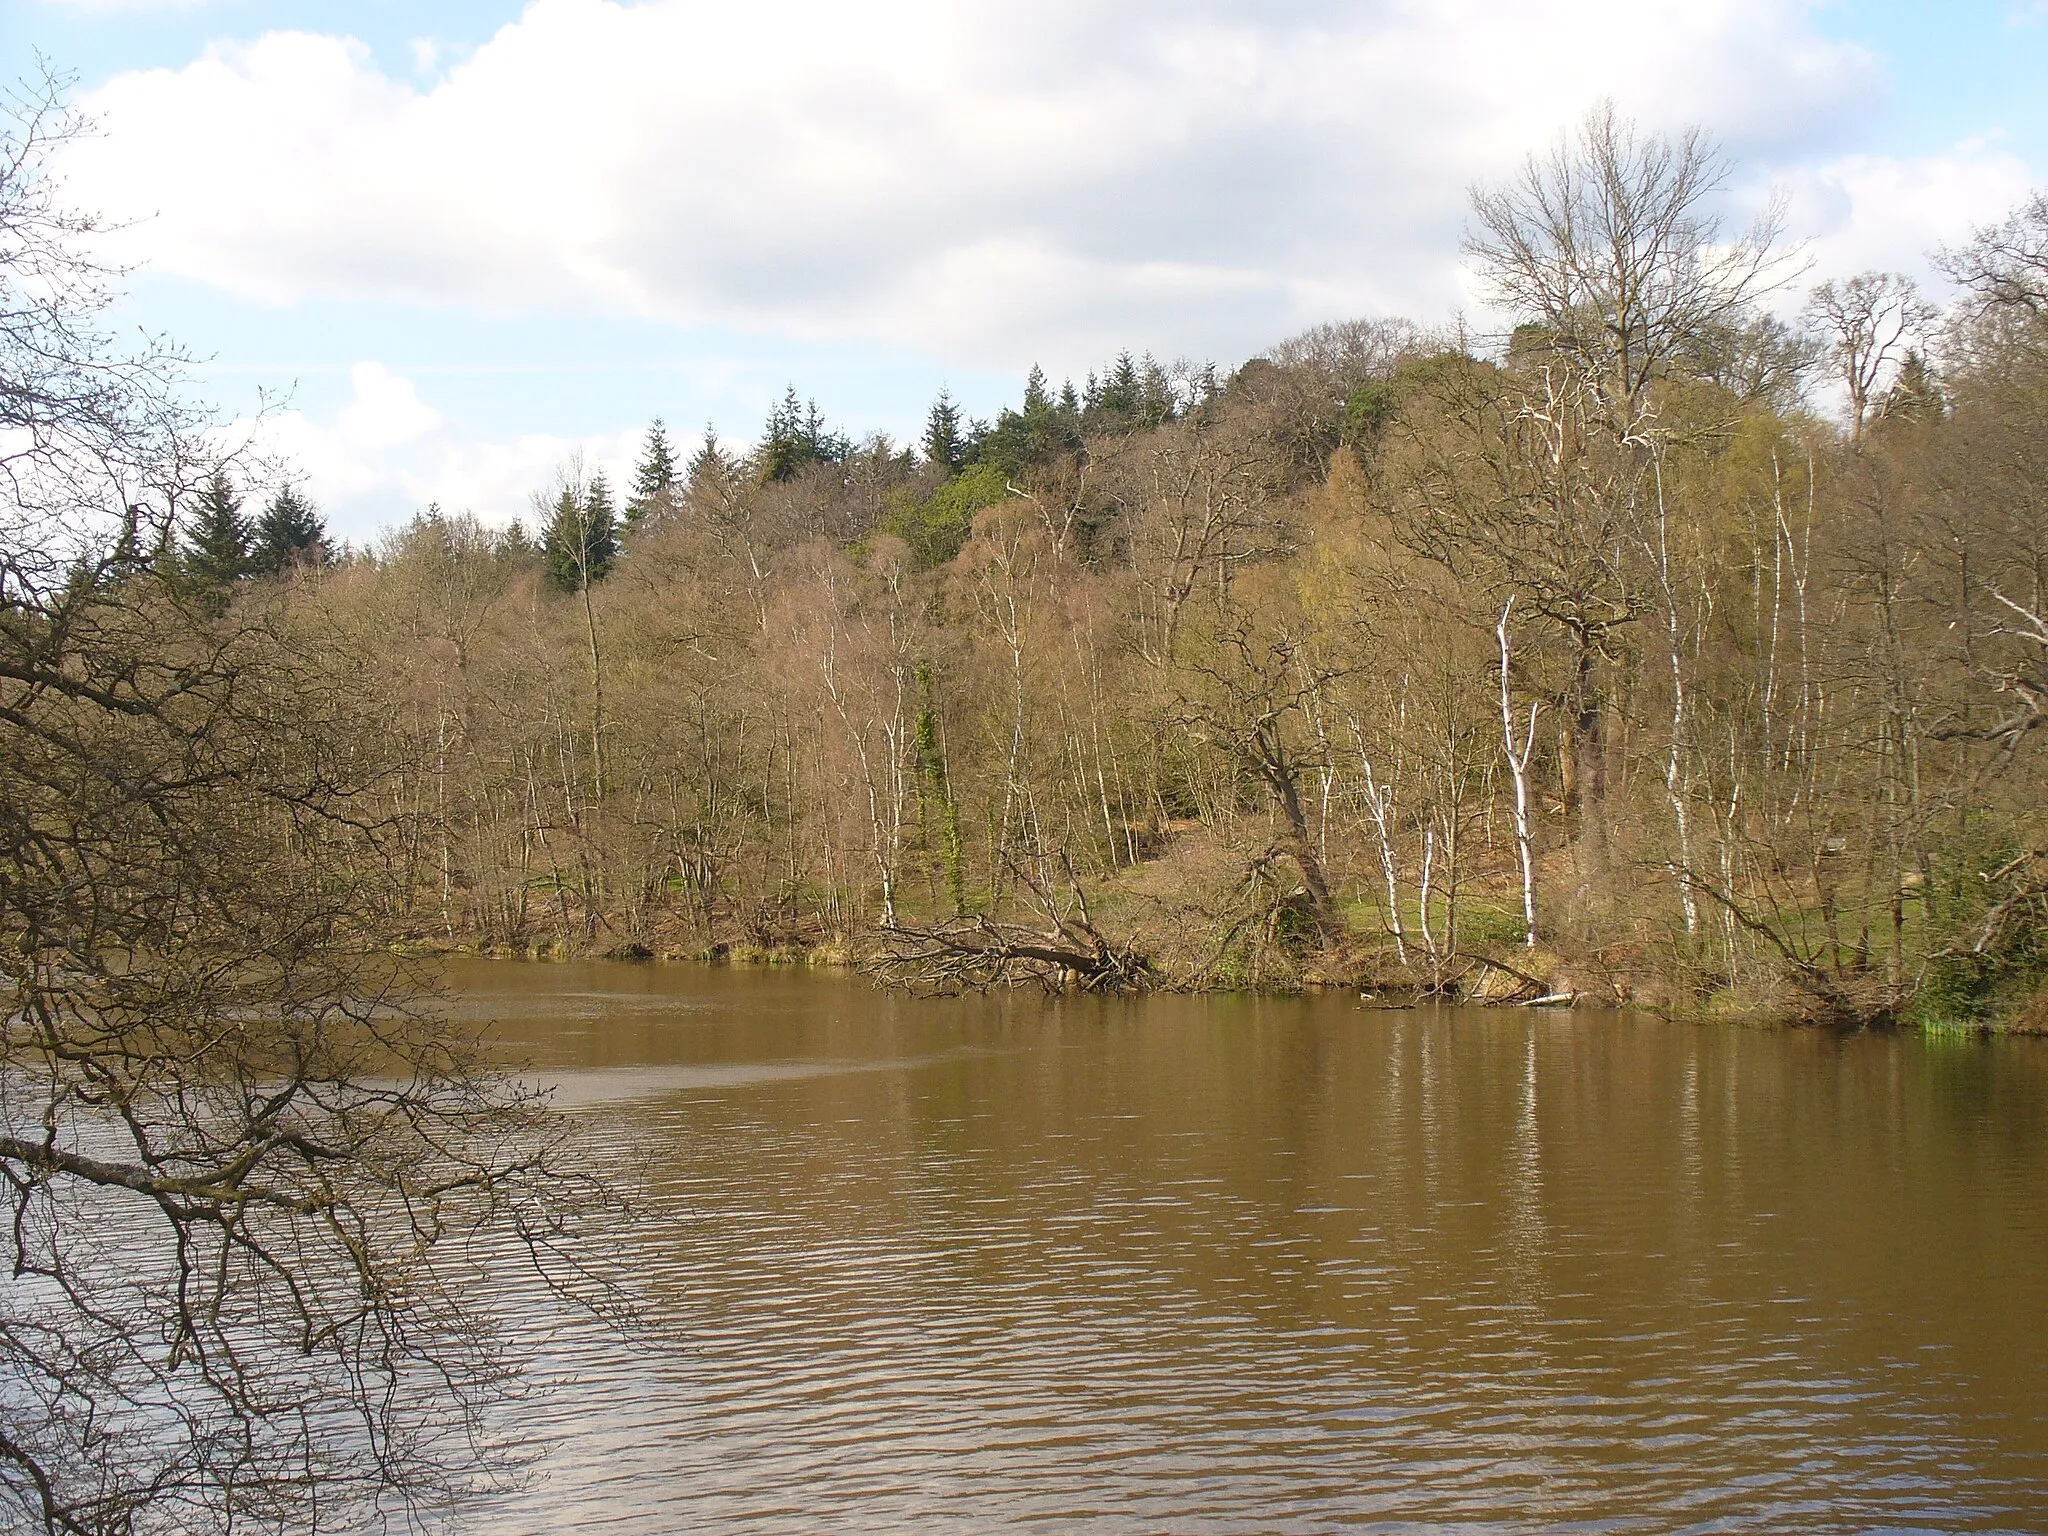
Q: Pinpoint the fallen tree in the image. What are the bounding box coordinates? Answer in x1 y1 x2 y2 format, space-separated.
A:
870 852 1153 993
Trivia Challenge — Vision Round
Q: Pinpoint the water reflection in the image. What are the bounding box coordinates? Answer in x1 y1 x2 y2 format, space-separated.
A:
442 962 2048 1533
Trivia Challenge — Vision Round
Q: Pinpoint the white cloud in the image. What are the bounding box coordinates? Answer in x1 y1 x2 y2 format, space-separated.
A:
336 361 441 449
237 362 635 538
61 0 1950 374
1785 142 2039 287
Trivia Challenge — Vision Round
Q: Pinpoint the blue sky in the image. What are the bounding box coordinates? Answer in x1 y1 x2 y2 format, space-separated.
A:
6 0 2045 538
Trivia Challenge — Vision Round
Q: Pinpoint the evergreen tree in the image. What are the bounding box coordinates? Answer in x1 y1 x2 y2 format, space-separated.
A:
542 480 619 593
627 418 677 526
685 424 734 487
684 425 742 519
761 387 848 481
762 388 806 481
1883 350 1946 423
1137 355 1179 426
180 470 250 602
1100 352 1140 419
498 517 536 562
585 471 616 533
804 399 849 464
250 484 328 575
1080 351 1177 433
1021 364 1051 417
976 365 1049 474
97 503 150 589
923 389 965 473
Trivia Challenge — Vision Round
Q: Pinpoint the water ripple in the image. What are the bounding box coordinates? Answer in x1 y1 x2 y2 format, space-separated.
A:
434 962 2048 1534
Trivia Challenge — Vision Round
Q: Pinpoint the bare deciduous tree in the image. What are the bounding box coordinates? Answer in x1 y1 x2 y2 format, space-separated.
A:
1805 272 1935 446
0 73 614 1535
1938 190 2048 319
1466 101 1799 432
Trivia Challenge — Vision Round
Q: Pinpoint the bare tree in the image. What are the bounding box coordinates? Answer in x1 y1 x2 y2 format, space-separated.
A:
1466 101 1798 432
0 73 612 1535
1175 607 1345 935
1805 272 1935 446
1938 190 2048 318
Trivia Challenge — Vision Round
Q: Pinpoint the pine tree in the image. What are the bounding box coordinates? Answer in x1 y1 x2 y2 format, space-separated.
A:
923 389 964 474
1883 350 1945 423
762 388 803 481
685 425 734 488
761 388 847 481
802 399 849 464
583 473 620 578
498 518 536 562
180 470 250 603
543 479 619 593
1137 354 1176 427
250 484 327 575
542 488 584 593
1018 364 1059 459
684 425 741 516
627 418 677 526
1101 353 1140 418
1021 364 1051 417
585 471 616 536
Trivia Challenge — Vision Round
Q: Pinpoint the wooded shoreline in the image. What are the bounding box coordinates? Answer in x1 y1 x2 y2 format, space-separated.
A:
397 943 2048 1033
185 136 2045 1031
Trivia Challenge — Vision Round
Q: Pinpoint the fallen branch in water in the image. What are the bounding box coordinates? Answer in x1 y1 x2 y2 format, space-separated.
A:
872 911 1154 993
1469 952 1547 1004
871 848 1154 994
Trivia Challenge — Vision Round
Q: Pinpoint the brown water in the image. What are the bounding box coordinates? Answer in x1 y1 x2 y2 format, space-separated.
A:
444 960 2048 1534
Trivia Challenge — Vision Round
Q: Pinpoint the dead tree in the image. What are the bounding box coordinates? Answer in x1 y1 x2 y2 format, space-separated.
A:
871 853 1152 993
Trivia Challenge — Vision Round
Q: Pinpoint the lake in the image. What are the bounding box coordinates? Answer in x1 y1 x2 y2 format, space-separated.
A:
443 960 2048 1534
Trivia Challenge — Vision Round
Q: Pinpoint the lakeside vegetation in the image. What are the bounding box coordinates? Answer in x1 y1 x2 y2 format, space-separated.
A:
157 111 2048 1029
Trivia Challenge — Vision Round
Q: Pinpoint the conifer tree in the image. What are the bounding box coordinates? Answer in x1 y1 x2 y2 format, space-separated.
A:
1136 354 1178 427
181 469 250 602
498 518 536 561
685 425 734 487
627 418 677 526
684 425 744 515
1022 364 1051 417
1884 350 1945 422
543 479 619 592
585 470 616 533
803 399 848 464
761 388 847 480
762 388 804 481
923 389 965 473
250 484 328 575
1101 352 1140 418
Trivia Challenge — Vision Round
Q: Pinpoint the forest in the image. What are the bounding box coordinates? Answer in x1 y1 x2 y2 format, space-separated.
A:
151 115 2048 1029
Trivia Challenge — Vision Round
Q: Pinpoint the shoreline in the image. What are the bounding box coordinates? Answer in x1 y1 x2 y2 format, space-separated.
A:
400 939 2048 1036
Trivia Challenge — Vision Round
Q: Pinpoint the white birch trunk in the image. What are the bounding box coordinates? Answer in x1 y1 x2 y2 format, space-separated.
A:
1496 599 1541 948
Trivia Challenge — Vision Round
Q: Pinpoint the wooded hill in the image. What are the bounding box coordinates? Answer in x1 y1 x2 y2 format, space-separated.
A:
177 118 2048 1027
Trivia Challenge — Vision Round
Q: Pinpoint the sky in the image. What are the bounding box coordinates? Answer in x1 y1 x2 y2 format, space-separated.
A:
5 0 2046 540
